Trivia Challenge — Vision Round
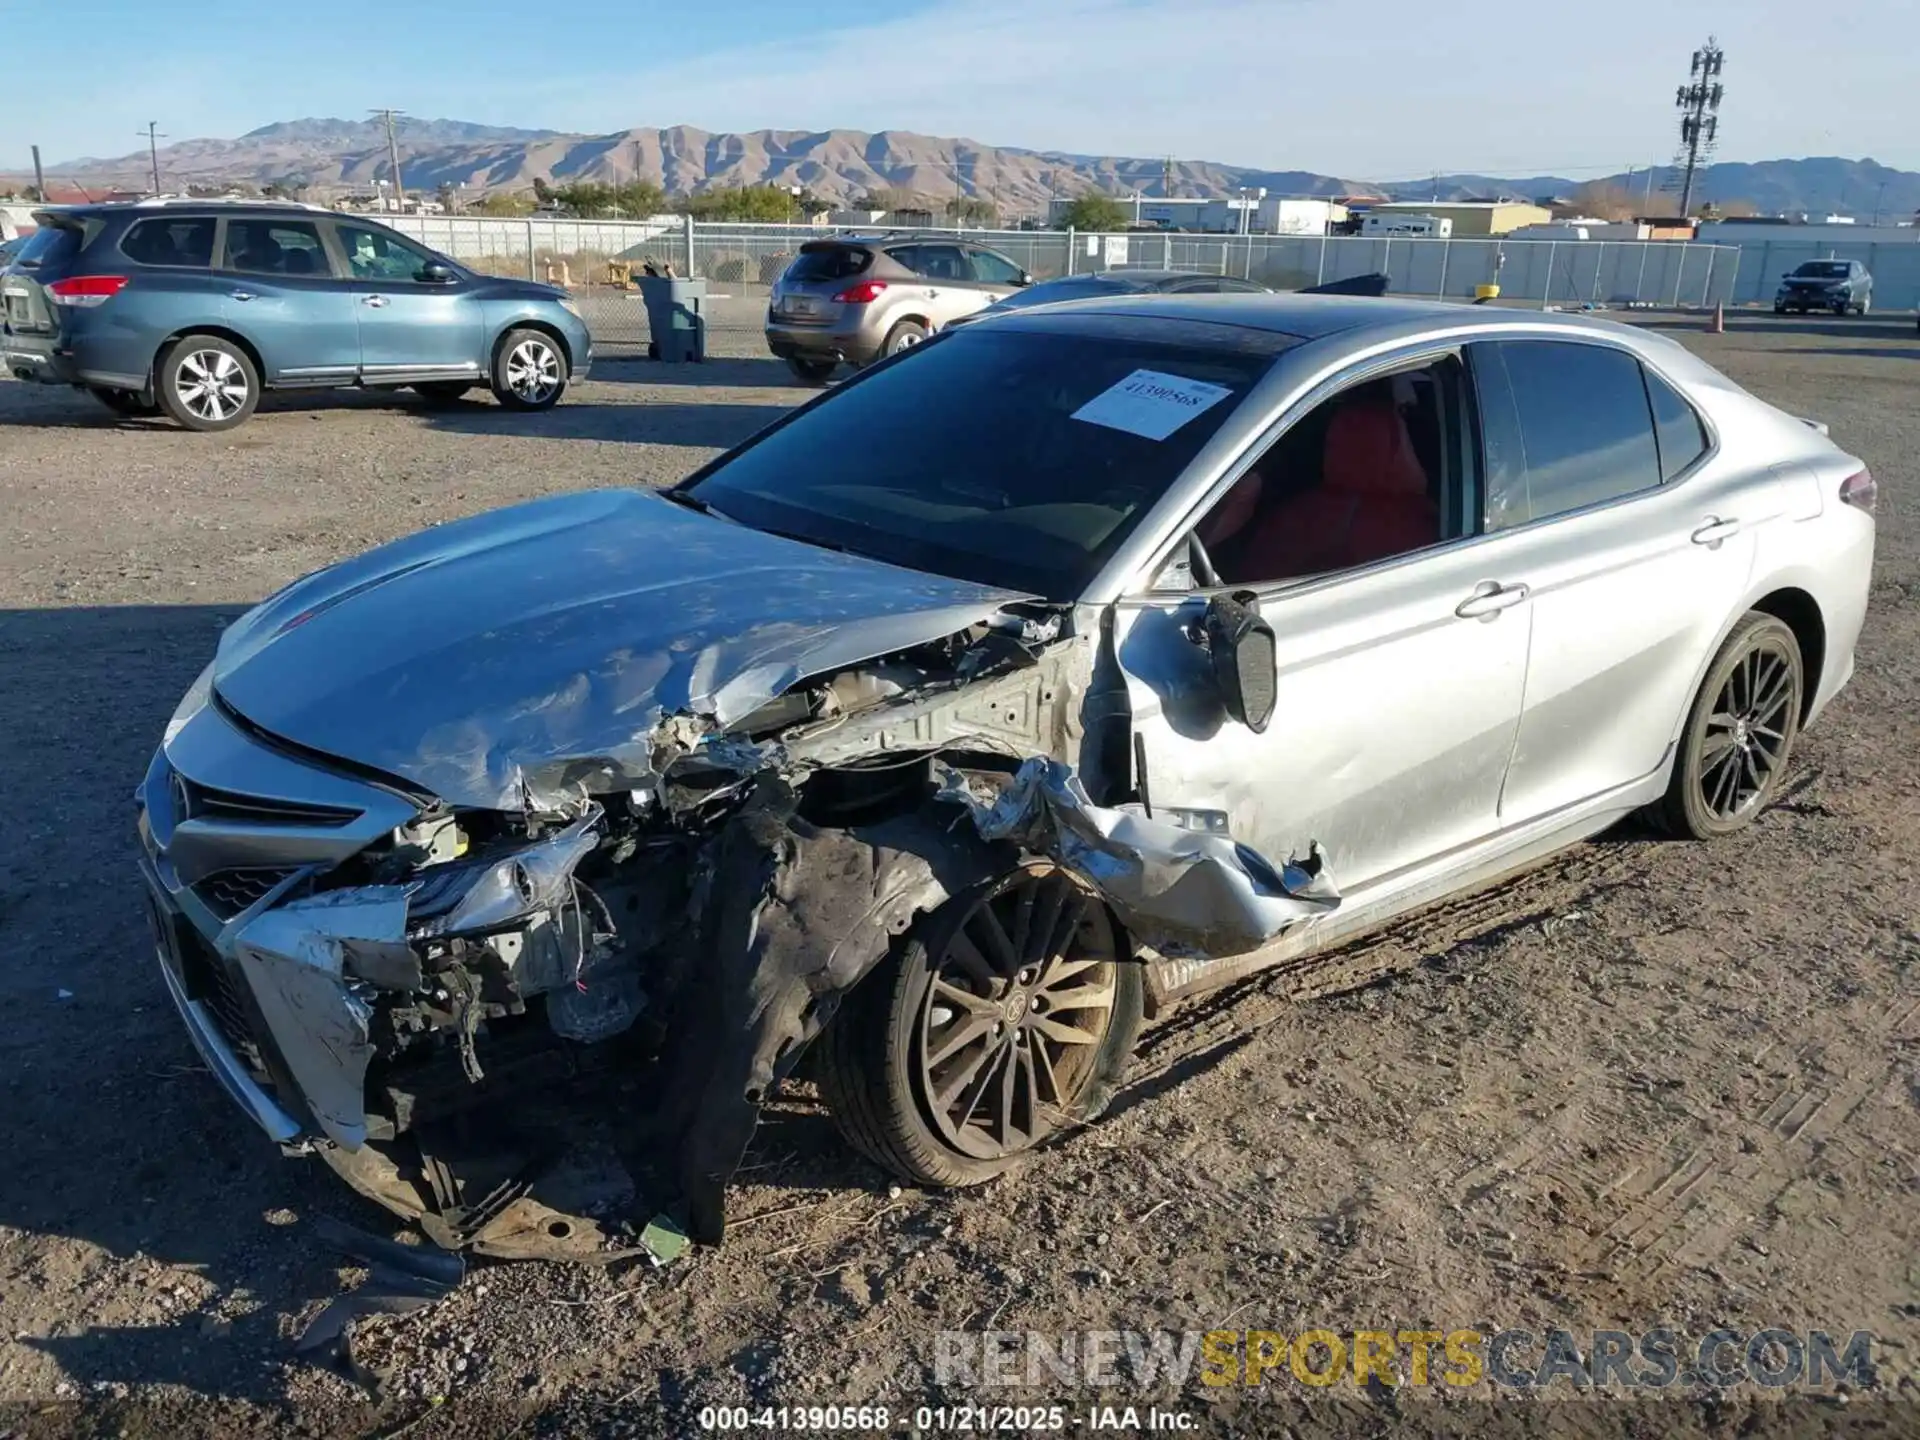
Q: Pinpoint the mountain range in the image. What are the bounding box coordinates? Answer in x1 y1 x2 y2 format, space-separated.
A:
10 117 1919 221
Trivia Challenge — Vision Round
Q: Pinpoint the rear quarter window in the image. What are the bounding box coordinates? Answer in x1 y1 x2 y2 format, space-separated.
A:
121 217 216 268
785 246 870 283
1487 339 1663 525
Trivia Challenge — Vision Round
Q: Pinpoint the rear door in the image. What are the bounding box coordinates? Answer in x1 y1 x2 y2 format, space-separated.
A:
1471 338 1755 822
332 220 484 379
885 244 980 329
217 216 360 383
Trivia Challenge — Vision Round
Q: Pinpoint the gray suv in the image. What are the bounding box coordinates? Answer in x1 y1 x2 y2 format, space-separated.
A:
2 200 592 430
765 235 1031 382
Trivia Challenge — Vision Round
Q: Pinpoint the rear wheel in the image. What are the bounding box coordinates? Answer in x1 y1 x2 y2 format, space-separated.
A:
880 319 928 359
816 864 1142 1188
156 336 259 432
86 386 160 418
490 328 567 411
785 356 836 386
1652 612 1803 839
413 381 476 406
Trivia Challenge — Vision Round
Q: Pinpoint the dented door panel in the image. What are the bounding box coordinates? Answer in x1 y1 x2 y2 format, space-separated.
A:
1115 544 1530 894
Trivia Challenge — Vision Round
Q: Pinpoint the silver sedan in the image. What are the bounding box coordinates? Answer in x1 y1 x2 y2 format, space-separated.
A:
136 295 1874 1253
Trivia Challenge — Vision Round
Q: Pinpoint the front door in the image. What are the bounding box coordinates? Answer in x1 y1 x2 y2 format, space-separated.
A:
1467 339 1758 823
216 216 359 384
331 222 484 380
1117 351 1531 893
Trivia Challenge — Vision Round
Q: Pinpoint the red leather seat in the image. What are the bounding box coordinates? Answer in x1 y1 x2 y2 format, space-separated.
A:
1233 397 1439 578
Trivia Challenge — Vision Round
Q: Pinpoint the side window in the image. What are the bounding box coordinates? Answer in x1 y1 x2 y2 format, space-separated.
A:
222 220 330 278
335 223 439 282
1492 340 1662 524
1192 356 1470 586
121 217 215 268
968 249 1024 285
1644 367 1709 482
889 244 969 281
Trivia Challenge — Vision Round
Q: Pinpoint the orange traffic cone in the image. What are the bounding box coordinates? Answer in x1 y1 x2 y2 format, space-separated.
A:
1708 302 1725 334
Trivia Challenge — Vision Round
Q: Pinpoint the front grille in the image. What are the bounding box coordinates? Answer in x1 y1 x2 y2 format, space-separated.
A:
175 774 359 828
195 866 297 920
206 962 267 1075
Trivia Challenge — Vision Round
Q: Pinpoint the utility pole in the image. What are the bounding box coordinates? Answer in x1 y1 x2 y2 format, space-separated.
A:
1162 155 1175 199
138 122 166 196
1667 38 1725 217
30 144 46 202
370 108 406 211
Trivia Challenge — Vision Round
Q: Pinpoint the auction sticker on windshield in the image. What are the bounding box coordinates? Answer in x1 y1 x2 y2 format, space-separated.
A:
1071 369 1234 441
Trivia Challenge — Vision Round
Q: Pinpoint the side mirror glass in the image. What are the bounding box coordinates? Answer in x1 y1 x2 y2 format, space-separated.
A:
1204 590 1277 733
418 261 457 284
1018 271 1033 287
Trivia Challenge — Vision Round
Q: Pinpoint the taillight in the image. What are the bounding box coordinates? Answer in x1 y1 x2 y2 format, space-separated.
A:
833 280 888 304
1838 467 1876 515
47 275 130 308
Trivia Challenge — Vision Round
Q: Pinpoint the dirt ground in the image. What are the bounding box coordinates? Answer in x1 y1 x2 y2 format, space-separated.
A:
1 319 1916 1438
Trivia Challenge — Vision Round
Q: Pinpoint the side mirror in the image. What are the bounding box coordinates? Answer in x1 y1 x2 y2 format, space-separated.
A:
1017 271 1034 287
418 261 457 284
1203 590 1277 733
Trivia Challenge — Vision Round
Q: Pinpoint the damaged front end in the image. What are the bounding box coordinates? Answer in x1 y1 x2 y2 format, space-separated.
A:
139 534 1340 1259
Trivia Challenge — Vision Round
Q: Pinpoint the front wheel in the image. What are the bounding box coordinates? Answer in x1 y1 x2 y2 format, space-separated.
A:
490 328 568 411
1856 296 1871 316
816 864 1142 1188
1652 612 1803 839
156 336 260 432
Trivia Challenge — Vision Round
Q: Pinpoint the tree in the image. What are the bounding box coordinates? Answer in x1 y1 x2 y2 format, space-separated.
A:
674 185 810 221
436 182 459 214
1570 181 1639 222
546 179 666 217
475 191 535 217
1055 193 1129 231
854 187 922 213
945 195 998 226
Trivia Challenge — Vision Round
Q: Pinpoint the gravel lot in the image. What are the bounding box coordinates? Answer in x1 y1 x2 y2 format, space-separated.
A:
1 318 1917 1437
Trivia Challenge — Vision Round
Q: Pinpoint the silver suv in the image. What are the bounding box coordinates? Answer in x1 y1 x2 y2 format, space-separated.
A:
765 235 1030 383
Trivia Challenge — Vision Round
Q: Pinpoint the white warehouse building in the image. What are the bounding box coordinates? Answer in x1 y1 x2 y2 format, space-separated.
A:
1047 195 1345 235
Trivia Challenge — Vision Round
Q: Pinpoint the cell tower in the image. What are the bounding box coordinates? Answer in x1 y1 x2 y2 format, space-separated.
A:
1666 37 1725 217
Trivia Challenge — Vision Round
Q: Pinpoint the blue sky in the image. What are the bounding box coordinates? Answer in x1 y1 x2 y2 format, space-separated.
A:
6 0 1918 177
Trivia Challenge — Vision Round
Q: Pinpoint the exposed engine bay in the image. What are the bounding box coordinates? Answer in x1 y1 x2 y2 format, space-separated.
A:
147 597 1338 1262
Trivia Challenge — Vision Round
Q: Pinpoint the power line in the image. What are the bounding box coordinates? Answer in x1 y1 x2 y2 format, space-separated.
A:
370 108 406 211
138 122 166 195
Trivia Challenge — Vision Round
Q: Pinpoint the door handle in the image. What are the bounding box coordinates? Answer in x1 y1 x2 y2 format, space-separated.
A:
229 290 257 302
1455 581 1530 619
1691 516 1743 546
362 295 390 309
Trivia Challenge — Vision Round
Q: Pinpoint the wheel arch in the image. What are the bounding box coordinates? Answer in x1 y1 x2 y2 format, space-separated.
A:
1748 586 1826 725
151 326 266 392
491 319 572 374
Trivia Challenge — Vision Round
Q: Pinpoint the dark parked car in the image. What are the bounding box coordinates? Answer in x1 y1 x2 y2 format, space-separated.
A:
1 200 592 430
1774 259 1873 316
946 268 1270 330
0 235 23 269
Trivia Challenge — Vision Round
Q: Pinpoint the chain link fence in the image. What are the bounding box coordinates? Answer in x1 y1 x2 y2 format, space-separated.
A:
387 215 1743 357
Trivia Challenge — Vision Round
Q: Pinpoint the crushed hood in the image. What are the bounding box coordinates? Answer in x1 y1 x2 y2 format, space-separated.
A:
213 489 1029 810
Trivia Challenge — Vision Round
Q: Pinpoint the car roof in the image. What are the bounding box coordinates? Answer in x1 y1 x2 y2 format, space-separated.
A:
38 198 340 221
983 291 1671 345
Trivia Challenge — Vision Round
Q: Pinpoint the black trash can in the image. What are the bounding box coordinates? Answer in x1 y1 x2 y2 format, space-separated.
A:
638 276 708 362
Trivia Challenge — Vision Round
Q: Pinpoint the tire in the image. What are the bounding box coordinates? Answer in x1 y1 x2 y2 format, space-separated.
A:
1772 304 1785 315
1856 296 1871 317
1651 612 1803 840
490 327 568 411
1832 302 1848 317
86 386 160 418
785 356 836 386
880 319 929 359
413 381 476 406
815 864 1143 1188
156 336 259 432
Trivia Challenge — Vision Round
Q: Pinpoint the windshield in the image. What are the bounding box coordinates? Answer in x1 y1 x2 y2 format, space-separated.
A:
683 319 1293 599
1792 262 1850 278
